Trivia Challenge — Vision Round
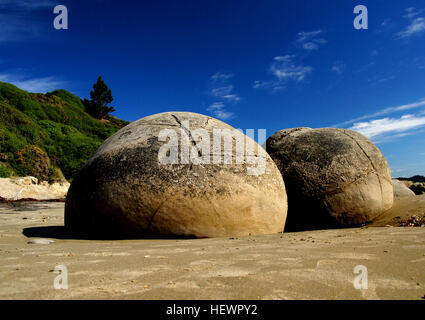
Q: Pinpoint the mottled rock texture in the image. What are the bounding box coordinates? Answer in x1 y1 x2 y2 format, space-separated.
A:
266 128 393 231
65 112 287 238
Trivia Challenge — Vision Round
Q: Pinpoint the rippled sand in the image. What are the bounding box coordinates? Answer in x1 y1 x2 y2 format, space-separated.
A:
0 198 424 300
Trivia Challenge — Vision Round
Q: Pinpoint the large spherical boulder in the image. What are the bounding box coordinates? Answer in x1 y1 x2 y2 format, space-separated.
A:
266 128 394 231
65 112 287 238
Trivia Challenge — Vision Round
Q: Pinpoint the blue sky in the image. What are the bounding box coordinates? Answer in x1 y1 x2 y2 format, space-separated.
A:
0 0 424 177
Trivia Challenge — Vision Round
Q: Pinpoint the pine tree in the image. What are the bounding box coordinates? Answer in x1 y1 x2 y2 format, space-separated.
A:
83 76 115 119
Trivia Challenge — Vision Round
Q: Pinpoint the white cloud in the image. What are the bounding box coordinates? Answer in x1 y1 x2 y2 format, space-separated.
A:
0 0 56 43
206 72 240 119
403 7 425 19
209 73 240 101
297 30 327 51
396 17 425 39
0 73 66 92
341 98 425 143
302 42 318 50
334 99 425 127
270 55 312 82
221 94 240 102
396 8 425 39
367 74 395 85
253 55 312 92
350 115 425 142
209 83 240 102
331 61 346 75
381 19 391 27
210 72 233 83
206 102 234 120
0 0 56 9
297 30 323 41
252 80 285 92
0 12 34 42
210 85 233 97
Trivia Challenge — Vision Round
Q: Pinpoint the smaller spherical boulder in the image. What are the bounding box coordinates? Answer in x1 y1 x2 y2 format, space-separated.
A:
392 179 415 198
266 128 394 231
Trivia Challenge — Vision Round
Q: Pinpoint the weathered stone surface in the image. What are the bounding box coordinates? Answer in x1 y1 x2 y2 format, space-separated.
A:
400 180 414 188
65 112 287 238
392 179 415 198
266 128 394 231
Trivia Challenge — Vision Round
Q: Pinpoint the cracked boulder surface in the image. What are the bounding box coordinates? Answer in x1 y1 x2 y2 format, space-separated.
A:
266 127 393 231
65 112 288 238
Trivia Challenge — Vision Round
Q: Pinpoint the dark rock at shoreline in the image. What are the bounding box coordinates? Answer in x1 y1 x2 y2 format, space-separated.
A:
409 183 425 195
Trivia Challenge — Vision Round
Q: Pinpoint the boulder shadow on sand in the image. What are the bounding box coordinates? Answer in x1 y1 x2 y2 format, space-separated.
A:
22 225 200 240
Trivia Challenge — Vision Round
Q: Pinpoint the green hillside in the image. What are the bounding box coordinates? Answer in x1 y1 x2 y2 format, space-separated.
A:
0 81 129 181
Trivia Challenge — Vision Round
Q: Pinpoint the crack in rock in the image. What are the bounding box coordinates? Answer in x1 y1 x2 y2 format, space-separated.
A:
342 130 385 208
171 114 203 158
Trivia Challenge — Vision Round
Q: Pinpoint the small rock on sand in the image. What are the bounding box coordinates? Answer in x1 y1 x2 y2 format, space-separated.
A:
27 239 55 245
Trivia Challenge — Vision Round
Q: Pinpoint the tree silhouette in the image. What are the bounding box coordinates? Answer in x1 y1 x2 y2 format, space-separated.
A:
83 76 115 119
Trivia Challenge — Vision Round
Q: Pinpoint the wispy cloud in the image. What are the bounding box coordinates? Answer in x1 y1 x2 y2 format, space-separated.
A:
271 55 312 82
210 85 233 97
0 73 66 92
210 85 240 102
253 80 285 92
333 99 425 127
254 55 312 91
206 102 234 120
367 74 395 85
396 17 425 39
297 30 327 51
331 61 346 75
0 0 56 9
0 0 56 43
210 72 233 84
403 7 425 19
395 7 425 39
381 19 391 28
350 114 425 142
334 97 425 143
207 102 234 120
253 29 324 92
208 73 241 102
205 72 240 120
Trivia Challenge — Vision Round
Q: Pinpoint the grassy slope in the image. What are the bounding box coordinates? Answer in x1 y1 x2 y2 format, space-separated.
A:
0 81 129 181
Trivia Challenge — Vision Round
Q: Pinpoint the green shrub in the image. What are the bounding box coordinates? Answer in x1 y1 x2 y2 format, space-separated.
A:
0 165 11 178
0 81 129 181
14 145 51 181
48 166 66 183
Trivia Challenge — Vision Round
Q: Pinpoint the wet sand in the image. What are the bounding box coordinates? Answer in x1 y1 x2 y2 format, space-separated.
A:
0 198 424 300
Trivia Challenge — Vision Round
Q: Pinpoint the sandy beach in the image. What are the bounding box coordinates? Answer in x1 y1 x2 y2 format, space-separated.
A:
0 197 424 300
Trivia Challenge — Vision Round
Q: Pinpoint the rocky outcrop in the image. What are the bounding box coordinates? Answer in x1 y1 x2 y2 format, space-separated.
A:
266 128 394 231
0 176 69 201
65 112 288 238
